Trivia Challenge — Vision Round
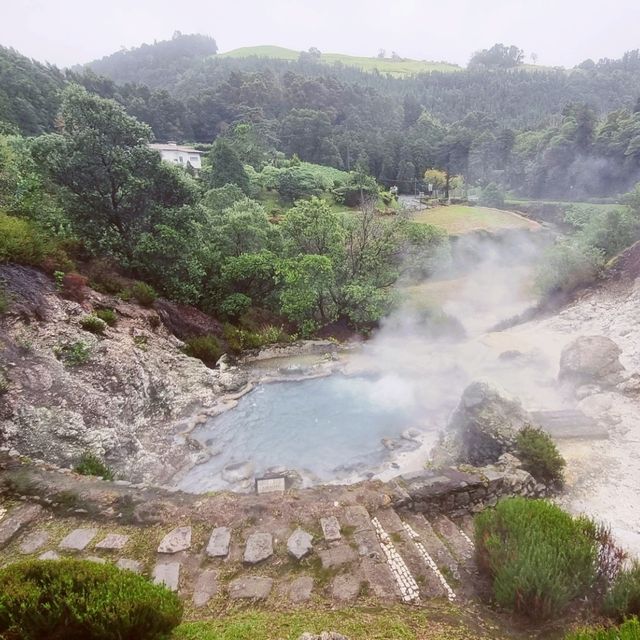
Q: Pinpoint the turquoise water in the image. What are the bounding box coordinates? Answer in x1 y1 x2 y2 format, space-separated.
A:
177 374 420 492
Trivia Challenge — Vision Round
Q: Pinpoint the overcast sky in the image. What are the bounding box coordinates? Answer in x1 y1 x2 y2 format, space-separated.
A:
2 0 640 69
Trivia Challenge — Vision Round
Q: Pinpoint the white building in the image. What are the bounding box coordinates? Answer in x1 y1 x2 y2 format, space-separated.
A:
149 142 203 171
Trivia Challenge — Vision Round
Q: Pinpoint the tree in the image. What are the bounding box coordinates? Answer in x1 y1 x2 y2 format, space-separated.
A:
276 166 322 202
31 85 196 261
469 43 524 68
423 168 447 193
208 138 250 193
479 182 505 208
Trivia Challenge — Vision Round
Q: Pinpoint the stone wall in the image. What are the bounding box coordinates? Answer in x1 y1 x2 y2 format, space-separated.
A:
388 461 547 517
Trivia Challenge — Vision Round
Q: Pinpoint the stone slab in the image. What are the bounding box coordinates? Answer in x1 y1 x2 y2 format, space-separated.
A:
320 516 341 541
228 576 273 600
192 569 218 607
331 574 361 602
157 526 191 554
530 409 608 439
153 562 180 591
19 530 49 554
342 505 373 533
243 532 273 564
39 550 60 560
58 528 98 551
0 504 42 548
95 533 129 550
287 527 313 560
288 575 314 603
319 544 357 569
116 558 142 574
86 556 106 564
206 527 231 558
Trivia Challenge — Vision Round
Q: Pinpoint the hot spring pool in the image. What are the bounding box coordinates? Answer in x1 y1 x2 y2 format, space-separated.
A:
176 374 426 493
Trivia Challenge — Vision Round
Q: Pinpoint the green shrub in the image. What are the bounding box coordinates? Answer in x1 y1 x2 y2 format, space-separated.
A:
95 308 117 326
54 341 91 366
220 293 252 320
223 323 291 353
183 335 223 367
605 562 640 621
74 452 114 481
516 425 566 486
0 213 47 265
80 314 107 335
475 497 598 619
132 281 157 307
0 559 183 640
564 618 640 640
479 182 505 208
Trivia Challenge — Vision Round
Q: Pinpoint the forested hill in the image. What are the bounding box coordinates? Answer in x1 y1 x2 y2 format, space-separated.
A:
6 35 640 198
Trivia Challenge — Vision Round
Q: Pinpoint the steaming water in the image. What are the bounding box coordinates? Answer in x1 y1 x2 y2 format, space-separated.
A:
176 374 423 492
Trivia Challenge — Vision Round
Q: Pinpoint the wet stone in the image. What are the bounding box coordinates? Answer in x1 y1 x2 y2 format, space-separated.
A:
158 526 191 554
0 504 42 548
59 528 98 551
287 527 313 560
39 550 60 560
331 574 362 602
153 562 180 591
95 533 129 550
288 575 314 603
320 516 341 542
193 569 218 607
228 576 273 600
244 532 273 564
319 544 358 569
206 527 231 558
117 558 142 574
19 530 49 554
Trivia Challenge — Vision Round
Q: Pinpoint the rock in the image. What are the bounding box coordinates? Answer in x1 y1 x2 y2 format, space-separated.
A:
437 381 531 466
86 556 106 564
320 516 341 542
288 575 314 603
116 558 142 574
19 530 49 554
154 298 222 341
95 533 129 550
222 461 254 484
153 562 180 591
193 569 218 607
287 528 313 560
0 504 42 549
298 634 349 640
39 550 60 560
319 544 358 569
58 528 98 551
401 428 421 441
158 526 191 553
559 335 625 389
244 532 273 564
381 438 401 451
228 576 273 600
331 574 362 602
206 527 231 558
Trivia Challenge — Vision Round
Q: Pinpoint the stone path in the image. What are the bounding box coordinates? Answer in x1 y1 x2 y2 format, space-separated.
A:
0 499 479 608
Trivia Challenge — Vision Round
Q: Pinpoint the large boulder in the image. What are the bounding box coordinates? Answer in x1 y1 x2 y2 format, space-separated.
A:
435 381 532 467
559 335 624 388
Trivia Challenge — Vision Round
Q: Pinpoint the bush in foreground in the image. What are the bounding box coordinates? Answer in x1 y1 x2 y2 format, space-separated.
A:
516 425 566 486
95 308 118 326
0 559 183 640
475 497 598 619
132 281 158 307
80 314 108 335
605 562 640 621
565 618 640 640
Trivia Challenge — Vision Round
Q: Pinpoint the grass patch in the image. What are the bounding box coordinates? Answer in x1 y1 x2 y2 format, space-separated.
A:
73 452 114 481
219 45 461 77
604 562 640 621
413 205 539 234
564 618 640 640
172 604 500 639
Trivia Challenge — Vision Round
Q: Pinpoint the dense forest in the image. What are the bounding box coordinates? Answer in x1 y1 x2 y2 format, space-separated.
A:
4 34 640 199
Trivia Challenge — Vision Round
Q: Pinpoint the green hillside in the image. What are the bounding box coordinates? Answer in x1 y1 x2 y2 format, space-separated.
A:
219 45 461 76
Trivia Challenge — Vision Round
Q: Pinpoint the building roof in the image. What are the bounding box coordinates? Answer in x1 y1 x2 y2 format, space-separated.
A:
149 143 203 155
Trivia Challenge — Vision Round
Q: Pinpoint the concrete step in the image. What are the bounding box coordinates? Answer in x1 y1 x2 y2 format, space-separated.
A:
456 514 476 541
374 508 444 600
